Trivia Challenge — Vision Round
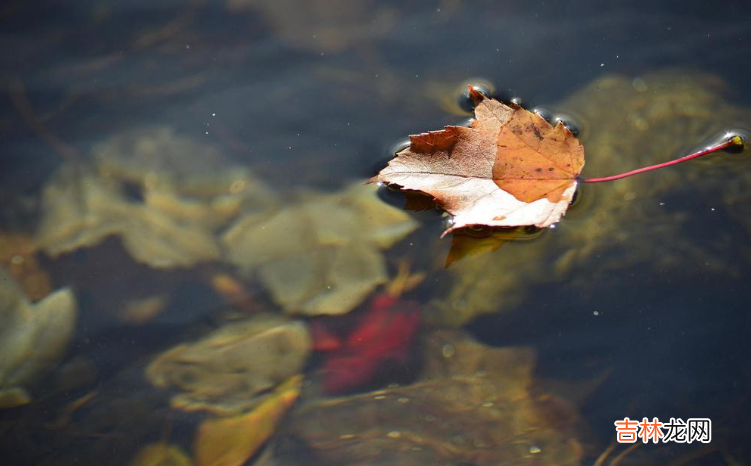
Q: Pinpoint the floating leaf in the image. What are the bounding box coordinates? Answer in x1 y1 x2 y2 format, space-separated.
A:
372 88 584 235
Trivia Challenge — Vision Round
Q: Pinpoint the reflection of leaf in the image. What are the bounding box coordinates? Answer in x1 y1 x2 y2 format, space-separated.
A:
372 88 584 235
221 184 417 316
194 375 302 466
285 331 582 466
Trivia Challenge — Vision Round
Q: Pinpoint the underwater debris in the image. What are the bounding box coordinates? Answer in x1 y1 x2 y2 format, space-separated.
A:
221 183 417 316
0 267 77 408
286 330 583 466
0 231 52 301
118 294 171 325
145 315 310 416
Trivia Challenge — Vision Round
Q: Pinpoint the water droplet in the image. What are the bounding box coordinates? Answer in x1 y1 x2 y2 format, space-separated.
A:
532 107 553 123
553 114 581 137
721 129 750 154
456 78 496 112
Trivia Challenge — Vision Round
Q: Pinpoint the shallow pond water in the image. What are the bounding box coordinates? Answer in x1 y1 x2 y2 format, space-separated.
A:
2 1 751 465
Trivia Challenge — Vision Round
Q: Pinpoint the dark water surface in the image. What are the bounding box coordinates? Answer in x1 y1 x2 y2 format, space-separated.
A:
2 1 751 465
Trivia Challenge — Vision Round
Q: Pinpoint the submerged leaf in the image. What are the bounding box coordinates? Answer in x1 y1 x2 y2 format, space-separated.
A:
194 375 302 466
0 267 77 408
37 127 277 269
146 315 310 415
221 184 417 316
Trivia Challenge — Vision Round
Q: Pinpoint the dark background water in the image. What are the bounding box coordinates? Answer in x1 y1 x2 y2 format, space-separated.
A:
2 0 751 465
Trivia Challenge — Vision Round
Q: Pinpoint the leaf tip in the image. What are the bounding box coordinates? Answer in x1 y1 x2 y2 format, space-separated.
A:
467 85 486 106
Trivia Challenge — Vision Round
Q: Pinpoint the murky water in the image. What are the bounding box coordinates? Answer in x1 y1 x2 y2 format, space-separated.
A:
2 1 751 465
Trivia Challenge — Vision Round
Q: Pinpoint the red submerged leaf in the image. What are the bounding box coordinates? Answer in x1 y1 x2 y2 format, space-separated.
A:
314 294 421 394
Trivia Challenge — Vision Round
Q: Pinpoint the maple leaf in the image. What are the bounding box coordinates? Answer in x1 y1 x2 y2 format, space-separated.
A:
371 88 585 236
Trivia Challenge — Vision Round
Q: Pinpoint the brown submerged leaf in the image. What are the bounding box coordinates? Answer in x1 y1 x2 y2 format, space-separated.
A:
372 88 585 235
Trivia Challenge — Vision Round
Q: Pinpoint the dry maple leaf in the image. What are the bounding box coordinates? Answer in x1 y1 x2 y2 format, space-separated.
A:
371 88 585 236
